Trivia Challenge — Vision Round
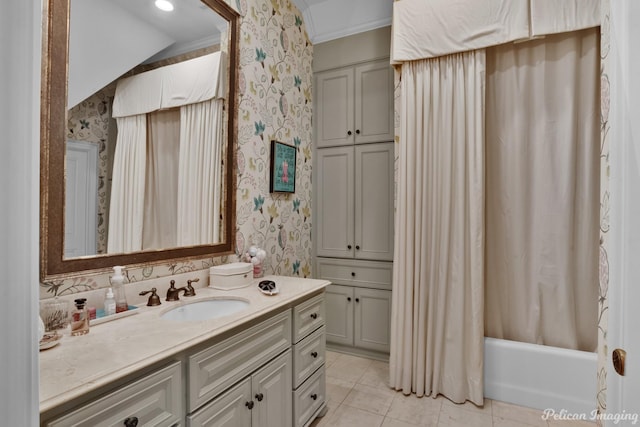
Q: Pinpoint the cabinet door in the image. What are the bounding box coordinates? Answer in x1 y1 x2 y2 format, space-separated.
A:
354 288 392 353
316 147 355 258
355 142 395 261
316 67 354 148
354 60 394 144
187 378 252 427
324 285 354 346
251 350 292 427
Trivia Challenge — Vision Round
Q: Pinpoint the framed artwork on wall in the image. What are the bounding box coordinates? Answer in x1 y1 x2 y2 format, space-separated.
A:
270 140 296 193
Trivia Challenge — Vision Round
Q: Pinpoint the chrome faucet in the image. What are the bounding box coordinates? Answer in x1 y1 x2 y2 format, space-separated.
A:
166 280 188 301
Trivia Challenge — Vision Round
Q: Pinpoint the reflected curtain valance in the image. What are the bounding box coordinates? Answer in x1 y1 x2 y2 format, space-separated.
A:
112 51 226 118
391 0 600 63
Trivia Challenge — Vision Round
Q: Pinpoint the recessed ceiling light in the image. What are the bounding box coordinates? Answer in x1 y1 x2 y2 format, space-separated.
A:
155 0 174 12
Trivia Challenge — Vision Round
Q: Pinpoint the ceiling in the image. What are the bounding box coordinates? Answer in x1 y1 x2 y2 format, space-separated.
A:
291 0 393 44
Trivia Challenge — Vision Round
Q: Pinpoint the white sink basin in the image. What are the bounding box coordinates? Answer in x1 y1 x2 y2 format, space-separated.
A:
161 298 250 321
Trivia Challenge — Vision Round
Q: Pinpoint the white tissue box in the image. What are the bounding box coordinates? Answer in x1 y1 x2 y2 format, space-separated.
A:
209 262 253 290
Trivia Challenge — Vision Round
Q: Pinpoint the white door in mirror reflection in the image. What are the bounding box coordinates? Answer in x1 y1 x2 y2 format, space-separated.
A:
65 140 99 257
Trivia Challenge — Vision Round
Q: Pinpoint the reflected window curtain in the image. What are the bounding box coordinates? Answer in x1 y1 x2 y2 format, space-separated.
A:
484 28 600 352
176 98 223 245
143 109 180 250
390 50 485 405
107 114 147 253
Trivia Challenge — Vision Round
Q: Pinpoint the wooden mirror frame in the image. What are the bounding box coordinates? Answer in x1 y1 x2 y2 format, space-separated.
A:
40 0 239 280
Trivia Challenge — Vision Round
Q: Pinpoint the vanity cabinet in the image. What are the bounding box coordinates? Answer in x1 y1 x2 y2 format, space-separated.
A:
315 59 394 148
45 361 183 427
41 287 328 427
317 258 392 356
315 142 394 261
188 350 292 427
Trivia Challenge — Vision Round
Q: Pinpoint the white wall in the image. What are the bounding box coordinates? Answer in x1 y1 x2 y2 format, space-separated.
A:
0 0 41 425
606 0 640 423
313 26 391 72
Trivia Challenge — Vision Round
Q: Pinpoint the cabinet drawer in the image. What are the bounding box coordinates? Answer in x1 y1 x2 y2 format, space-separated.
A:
46 361 183 427
316 258 392 290
292 326 325 388
292 294 325 343
293 366 326 427
188 310 291 411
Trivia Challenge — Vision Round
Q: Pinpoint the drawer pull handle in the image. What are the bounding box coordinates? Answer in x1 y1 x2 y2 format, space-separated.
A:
255 393 264 401
347 130 352 136
311 351 318 358
347 297 351 302
356 298 360 303
124 417 139 427
310 313 318 319
351 272 355 277
348 244 352 249
311 393 318 400
246 401 255 410
356 129 361 135
356 245 360 250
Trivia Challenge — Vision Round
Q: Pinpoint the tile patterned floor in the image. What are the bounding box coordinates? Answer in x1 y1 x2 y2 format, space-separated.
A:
310 351 596 427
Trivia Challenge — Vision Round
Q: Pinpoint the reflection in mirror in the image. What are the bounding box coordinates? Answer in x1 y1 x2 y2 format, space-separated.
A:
65 0 227 258
41 0 238 279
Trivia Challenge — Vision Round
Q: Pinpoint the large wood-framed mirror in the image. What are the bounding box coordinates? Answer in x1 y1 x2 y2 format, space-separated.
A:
40 0 239 280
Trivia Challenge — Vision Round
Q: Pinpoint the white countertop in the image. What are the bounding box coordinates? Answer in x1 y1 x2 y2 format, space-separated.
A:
39 275 329 413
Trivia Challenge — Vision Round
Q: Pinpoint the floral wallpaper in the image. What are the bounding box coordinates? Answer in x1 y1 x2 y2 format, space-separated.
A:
66 88 115 255
597 0 611 421
40 0 313 299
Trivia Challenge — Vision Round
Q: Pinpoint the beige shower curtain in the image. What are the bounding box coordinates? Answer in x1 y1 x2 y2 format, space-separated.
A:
390 50 486 405
176 98 224 246
107 114 147 254
143 109 180 250
484 28 600 352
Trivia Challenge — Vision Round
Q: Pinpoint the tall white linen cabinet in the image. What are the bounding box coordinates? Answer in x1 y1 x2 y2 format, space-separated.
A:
313 28 394 359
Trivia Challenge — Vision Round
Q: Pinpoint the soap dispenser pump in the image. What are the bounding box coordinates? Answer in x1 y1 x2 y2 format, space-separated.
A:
111 266 128 313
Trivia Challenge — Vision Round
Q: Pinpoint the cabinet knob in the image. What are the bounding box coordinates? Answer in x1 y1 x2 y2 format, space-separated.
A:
311 351 318 358
123 417 139 427
356 129 360 134
347 297 351 302
356 298 360 303
311 393 318 400
246 401 255 410
351 272 355 277
310 312 318 319
347 244 352 250
355 245 360 250
347 130 352 136
255 393 264 402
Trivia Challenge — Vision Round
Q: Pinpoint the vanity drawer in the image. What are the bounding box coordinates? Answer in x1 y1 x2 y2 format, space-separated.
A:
46 361 182 427
188 310 291 411
293 366 325 427
293 294 325 343
316 258 392 290
292 326 325 388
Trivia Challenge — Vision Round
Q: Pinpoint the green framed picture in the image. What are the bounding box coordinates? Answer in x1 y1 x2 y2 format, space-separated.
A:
269 140 296 193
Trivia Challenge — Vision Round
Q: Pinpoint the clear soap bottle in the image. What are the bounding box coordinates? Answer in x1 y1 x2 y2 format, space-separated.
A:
111 266 128 313
104 288 116 316
71 298 90 336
